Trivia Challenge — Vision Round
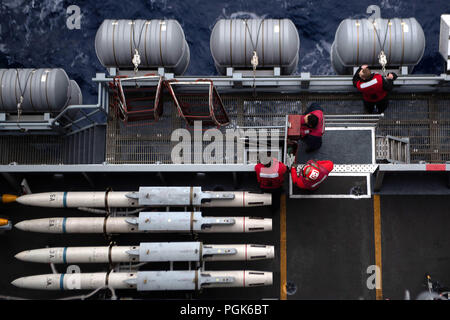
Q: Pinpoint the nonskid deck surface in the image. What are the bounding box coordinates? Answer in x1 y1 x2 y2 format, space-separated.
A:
105 92 450 164
285 195 450 300
0 172 449 300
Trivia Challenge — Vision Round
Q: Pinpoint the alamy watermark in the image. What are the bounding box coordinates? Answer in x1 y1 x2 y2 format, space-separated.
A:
366 265 381 290
66 5 81 30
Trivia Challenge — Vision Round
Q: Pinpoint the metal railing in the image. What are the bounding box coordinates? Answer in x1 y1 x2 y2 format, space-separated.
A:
51 83 108 132
2 91 450 165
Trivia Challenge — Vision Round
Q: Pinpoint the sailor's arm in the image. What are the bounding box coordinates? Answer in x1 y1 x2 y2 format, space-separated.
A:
382 72 398 91
352 66 363 87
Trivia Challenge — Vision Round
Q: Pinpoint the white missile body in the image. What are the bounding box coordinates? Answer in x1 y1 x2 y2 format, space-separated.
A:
15 242 275 263
15 187 271 208
11 270 273 291
16 192 136 208
14 212 272 234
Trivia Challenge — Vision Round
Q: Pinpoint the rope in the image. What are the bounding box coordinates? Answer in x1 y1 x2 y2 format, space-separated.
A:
244 19 265 96
14 69 35 132
371 19 390 75
131 20 147 74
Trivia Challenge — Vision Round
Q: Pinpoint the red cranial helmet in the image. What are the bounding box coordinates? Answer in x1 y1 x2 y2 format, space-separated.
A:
303 165 320 181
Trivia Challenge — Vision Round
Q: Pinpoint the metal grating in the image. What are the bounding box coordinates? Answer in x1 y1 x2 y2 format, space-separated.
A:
106 92 450 164
1 92 450 165
0 135 65 165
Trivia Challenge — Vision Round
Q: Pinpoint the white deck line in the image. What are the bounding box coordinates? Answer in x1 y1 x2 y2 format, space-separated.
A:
289 172 372 199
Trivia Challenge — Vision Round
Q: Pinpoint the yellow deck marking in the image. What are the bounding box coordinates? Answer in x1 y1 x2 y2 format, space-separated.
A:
280 193 287 300
373 194 383 300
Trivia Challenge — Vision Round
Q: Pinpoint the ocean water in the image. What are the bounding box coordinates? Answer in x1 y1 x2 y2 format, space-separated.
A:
0 0 449 103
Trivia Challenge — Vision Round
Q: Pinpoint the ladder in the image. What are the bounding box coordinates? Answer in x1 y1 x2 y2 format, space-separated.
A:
376 135 410 164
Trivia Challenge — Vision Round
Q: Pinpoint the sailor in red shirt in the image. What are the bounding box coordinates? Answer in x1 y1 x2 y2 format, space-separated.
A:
299 103 325 152
353 64 397 114
291 160 334 191
254 158 287 190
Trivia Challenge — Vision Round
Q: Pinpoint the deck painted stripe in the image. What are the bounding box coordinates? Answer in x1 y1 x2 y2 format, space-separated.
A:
59 274 65 291
426 164 446 171
280 193 287 300
62 217 67 234
62 247 67 264
63 192 68 208
373 194 383 300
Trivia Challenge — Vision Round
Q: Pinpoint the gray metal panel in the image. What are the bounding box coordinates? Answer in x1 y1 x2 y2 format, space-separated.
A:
137 271 197 291
139 242 201 262
0 164 256 172
210 19 299 75
137 212 192 231
138 186 202 206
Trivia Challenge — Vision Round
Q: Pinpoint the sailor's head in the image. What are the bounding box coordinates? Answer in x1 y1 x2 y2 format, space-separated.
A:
303 165 320 181
262 157 278 168
305 113 319 128
359 65 371 80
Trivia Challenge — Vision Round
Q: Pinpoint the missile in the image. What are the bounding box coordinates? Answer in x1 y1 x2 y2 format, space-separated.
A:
1 194 17 204
15 242 275 263
11 270 273 291
14 212 272 234
15 187 271 208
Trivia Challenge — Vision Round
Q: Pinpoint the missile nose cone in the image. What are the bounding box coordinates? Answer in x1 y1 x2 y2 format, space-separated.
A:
1 194 17 203
15 249 51 263
11 277 25 288
15 194 34 206
10 274 59 290
14 220 30 232
14 251 29 262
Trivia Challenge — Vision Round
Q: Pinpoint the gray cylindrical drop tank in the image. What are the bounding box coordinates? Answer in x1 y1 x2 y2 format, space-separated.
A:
64 80 83 119
0 68 71 113
331 18 425 74
67 80 82 106
95 19 190 75
210 19 300 75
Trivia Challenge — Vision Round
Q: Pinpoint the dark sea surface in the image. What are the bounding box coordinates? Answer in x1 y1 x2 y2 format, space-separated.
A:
0 0 449 103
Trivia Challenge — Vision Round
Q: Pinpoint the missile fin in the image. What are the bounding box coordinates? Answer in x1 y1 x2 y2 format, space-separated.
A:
124 278 137 285
126 249 140 256
125 218 138 225
125 192 139 200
